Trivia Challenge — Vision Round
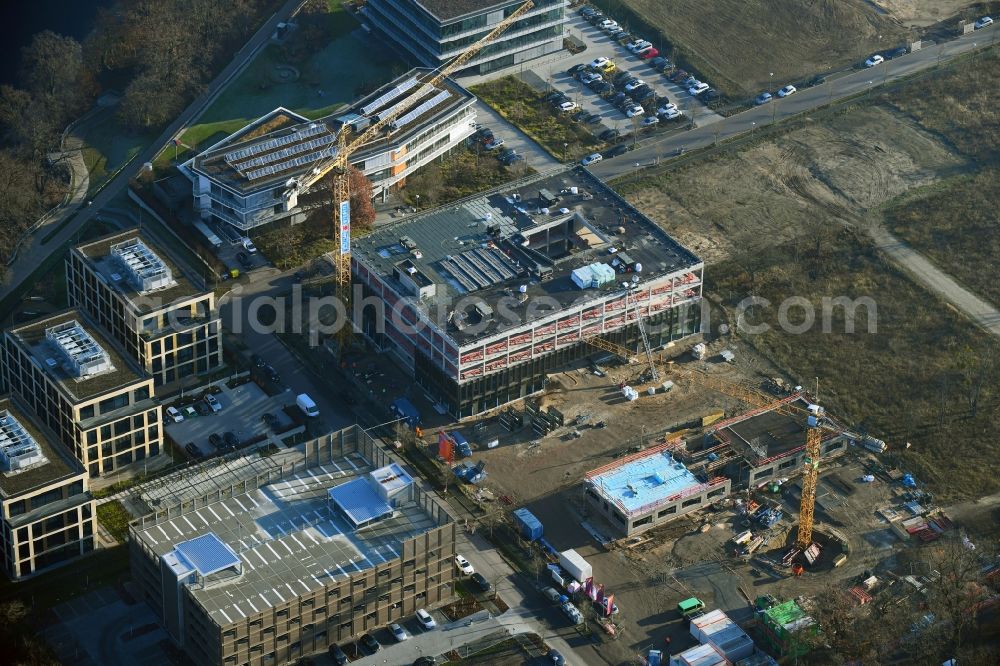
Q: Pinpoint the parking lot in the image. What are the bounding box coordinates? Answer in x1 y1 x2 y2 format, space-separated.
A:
538 8 724 146
164 380 297 456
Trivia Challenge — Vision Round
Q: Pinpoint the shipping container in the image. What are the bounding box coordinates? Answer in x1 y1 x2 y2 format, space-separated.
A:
690 609 755 662
670 643 729 666
513 508 544 541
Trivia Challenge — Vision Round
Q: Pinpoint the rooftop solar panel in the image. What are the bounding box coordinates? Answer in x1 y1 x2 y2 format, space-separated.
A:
361 77 419 116
174 533 241 577
224 123 326 163
391 90 451 131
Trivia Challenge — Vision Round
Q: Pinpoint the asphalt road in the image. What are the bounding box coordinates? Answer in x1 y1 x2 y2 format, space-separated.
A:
588 28 996 180
0 0 306 304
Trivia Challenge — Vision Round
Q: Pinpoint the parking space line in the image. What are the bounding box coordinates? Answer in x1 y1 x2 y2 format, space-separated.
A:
259 593 271 608
232 497 249 512
246 494 260 508
207 506 223 522
265 542 281 559
285 582 297 598
254 549 269 566
219 503 236 517
218 608 233 624
298 579 312 594
231 603 246 619
245 599 259 614
290 534 307 550
280 540 295 555
181 516 197 532
271 587 285 603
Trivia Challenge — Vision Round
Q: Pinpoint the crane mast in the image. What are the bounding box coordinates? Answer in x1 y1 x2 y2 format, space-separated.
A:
288 0 535 354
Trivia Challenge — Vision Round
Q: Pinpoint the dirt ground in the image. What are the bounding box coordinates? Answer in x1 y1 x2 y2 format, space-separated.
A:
873 0 984 26
622 106 965 265
619 0 908 96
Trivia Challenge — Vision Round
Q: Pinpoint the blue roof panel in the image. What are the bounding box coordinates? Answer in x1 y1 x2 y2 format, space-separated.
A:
329 478 394 527
175 532 241 576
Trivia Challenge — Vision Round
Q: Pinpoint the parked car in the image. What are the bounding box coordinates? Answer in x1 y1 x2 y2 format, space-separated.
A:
567 63 587 75
185 443 202 458
885 46 908 59
580 71 602 85
864 54 884 68
581 152 603 166
241 237 257 253
626 39 649 52
598 59 616 74
639 46 659 59
208 433 223 450
594 81 614 95
500 151 524 166
223 432 239 449
204 393 222 413
470 572 492 592
416 608 437 630
806 74 827 87
589 56 610 70
587 10 604 24
360 633 381 654
558 101 578 112
777 84 797 97
598 19 618 30
413 657 437 666
550 650 566 666
642 115 660 127
657 102 678 115
261 412 278 428
607 27 625 39
580 6 597 18
973 16 993 29
609 91 627 106
328 644 349 666
633 87 655 102
699 88 720 102
166 406 184 423
484 137 504 150
455 555 475 575
599 128 620 141
660 108 683 120
626 104 644 117
688 82 709 96
755 92 773 105
237 252 252 269
584 112 603 124
615 32 633 45
670 69 690 82
648 56 670 70
541 586 562 602
194 401 211 416
624 79 646 92
390 623 409 642
607 144 631 157
548 94 570 107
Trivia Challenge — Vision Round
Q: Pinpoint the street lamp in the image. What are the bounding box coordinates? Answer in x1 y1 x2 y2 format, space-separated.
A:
770 72 776 124
563 142 568 162
751 121 756 136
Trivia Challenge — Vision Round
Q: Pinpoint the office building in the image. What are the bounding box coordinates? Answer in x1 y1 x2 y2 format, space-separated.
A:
0 396 96 580
130 426 456 666
2 311 162 477
68 229 223 386
365 0 567 75
181 69 476 231
351 167 704 417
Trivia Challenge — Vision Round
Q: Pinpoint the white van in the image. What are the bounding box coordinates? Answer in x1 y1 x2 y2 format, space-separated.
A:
296 393 319 417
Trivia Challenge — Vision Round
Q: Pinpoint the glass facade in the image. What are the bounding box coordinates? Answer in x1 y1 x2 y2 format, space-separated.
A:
415 304 701 417
367 0 567 75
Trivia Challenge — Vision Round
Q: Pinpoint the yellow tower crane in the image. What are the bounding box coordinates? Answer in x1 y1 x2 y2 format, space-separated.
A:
666 362 836 549
282 1 536 354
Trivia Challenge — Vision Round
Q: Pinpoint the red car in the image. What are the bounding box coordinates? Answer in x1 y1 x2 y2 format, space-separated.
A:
639 47 659 60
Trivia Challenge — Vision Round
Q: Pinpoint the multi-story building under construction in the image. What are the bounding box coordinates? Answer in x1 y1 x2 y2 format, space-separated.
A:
351 167 704 418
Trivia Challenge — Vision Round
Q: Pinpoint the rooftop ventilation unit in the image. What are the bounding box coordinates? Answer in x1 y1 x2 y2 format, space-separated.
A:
0 410 47 472
45 320 114 378
110 238 175 292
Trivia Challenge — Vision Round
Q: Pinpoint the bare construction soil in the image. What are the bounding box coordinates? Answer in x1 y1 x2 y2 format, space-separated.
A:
618 0 907 96
624 106 964 265
873 0 985 26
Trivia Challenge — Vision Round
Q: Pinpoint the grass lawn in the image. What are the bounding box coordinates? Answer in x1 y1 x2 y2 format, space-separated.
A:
471 76 603 161
710 229 1000 502
158 4 405 170
885 168 1000 308
96 500 132 543
401 146 534 208
0 546 129 611
78 108 156 195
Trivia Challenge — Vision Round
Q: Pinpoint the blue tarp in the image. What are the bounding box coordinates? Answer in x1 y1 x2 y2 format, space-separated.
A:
513 507 544 541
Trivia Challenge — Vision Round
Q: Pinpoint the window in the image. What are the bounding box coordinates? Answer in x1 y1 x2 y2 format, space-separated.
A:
657 506 677 518
708 487 726 498
79 405 95 420
632 515 653 528
681 496 702 508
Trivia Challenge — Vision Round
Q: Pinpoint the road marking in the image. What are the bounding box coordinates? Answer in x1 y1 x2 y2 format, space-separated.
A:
271 587 285 603
207 506 223 521
218 608 233 624
265 542 281 559
181 516 197 532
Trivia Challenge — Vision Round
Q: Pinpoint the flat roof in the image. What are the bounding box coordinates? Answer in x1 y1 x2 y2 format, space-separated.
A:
8 311 148 402
74 229 205 313
712 395 846 464
190 69 474 196
175 533 241 576
370 462 413 495
132 450 441 626
586 448 702 516
354 167 701 345
0 397 81 498
413 0 511 22
329 478 393 527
